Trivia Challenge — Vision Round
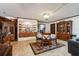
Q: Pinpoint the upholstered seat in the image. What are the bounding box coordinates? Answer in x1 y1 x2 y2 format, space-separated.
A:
36 32 43 40
47 34 56 40
47 34 57 45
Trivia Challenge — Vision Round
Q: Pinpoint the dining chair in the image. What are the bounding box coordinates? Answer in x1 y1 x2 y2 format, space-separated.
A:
47 34 57 45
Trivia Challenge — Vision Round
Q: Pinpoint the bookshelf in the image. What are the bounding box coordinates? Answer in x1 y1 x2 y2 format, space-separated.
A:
19 19 38 37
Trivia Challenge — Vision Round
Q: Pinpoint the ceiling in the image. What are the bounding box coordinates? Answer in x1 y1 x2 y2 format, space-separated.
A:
0 3 79 22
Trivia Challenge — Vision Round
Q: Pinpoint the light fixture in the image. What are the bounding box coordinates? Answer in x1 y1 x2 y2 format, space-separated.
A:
43 13 50 20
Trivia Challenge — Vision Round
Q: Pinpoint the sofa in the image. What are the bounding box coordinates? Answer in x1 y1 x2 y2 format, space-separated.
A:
68 40 79 56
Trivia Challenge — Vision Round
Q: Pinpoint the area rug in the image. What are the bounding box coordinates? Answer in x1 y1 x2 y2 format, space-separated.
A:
30 42 65 55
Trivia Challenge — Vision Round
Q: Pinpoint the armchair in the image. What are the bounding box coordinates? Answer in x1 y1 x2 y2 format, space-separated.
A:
36 32 43 40
47 34 57 45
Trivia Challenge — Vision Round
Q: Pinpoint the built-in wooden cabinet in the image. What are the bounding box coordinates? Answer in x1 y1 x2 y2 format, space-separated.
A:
0 16 17 43
57 21 72 41
18 19 38 37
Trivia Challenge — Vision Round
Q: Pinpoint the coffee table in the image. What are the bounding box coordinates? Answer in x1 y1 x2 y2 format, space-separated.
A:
42 39 52 46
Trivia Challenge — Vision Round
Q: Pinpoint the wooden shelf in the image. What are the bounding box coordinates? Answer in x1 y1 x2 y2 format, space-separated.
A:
57 21 72 41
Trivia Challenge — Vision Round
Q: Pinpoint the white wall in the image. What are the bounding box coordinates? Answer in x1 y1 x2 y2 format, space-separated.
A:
45 23 50 33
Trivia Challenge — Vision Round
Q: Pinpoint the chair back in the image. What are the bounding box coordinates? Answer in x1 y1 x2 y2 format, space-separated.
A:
36 32 43 39
47 34 56 40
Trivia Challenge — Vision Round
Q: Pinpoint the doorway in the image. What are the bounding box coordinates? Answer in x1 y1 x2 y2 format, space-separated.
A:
50 24 55 34
38 24 46 33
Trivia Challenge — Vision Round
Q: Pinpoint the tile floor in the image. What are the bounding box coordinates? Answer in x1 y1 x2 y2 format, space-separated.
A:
11 39 71 56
